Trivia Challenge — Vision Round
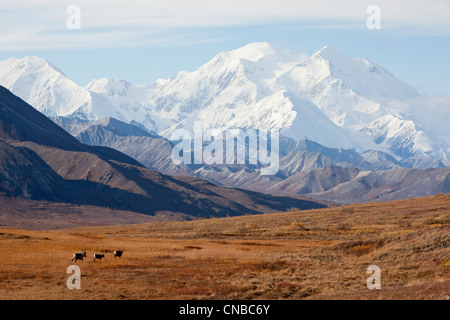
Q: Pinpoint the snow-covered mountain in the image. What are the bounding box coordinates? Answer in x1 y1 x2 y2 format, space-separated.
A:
0 56 91 117
0 57 158 131
0 42 448 163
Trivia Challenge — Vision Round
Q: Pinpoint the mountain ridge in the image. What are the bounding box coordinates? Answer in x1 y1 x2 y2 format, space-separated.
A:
54 115 449 203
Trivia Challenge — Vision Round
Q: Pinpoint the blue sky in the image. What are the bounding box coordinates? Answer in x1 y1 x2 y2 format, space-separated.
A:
1 0 449 95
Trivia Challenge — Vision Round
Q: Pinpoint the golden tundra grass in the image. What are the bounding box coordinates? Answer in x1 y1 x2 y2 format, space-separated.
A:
0 194 449 300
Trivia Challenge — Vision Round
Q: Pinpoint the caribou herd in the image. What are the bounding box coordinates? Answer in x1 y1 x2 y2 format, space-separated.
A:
72 249 124 262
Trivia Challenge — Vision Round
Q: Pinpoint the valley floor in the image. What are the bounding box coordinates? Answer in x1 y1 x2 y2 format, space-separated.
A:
0 194 449 300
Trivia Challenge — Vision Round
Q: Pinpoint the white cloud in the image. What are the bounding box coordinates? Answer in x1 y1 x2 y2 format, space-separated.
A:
1 0 449 50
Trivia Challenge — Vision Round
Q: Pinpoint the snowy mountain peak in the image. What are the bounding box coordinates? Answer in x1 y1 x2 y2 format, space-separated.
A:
0 55 91 117
0 56 65 85
86 78 132 97
200 42 276 73
9 55 62 72
204 42 304 74
306 45 419 100
226 41 276 62
314 45 343 60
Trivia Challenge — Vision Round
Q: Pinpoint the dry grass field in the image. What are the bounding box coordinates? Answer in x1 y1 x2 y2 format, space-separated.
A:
0 194 449 300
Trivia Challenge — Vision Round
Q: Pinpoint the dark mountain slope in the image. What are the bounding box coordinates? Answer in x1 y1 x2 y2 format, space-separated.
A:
0 86 326 219
0 140 70 200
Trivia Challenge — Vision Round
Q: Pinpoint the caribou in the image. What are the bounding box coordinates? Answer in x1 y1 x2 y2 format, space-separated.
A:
71 249 124 262
113 250 124 259
93 253 105 261
72 250 87 262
